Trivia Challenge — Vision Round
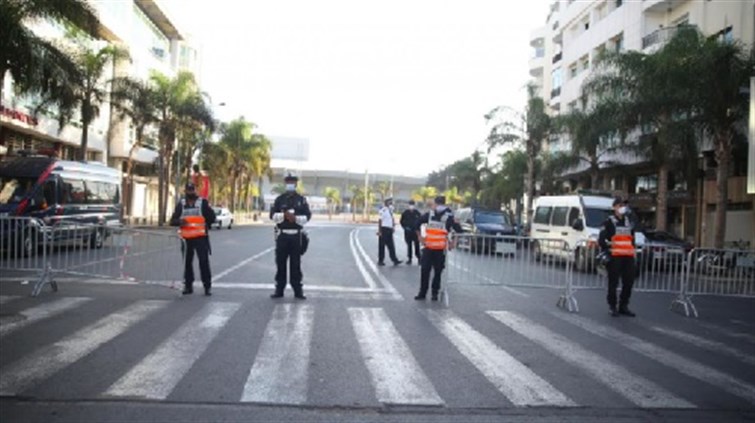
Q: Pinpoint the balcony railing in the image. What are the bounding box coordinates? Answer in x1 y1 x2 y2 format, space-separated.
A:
642 25 697 49
550 87 561 98
552 52 562 64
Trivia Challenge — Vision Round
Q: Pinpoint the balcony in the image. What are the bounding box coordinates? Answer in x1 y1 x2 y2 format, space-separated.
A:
642 0 675 14
552 52 562 64
642 25 696 50
529 57 545 77
550 87 561 98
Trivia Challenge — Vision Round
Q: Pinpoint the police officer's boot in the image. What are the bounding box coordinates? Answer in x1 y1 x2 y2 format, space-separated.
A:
431 291 439 301
270 289 284 299
204 285 212 296
294 288 306 300
182 284 193 295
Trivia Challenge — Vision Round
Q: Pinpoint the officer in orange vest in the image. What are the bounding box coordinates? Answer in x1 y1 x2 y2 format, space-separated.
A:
598 197 636 317
414 196 462 301
170 183 216 296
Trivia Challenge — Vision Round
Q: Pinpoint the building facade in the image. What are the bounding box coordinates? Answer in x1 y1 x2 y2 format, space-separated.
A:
0 0 201 221
528 0 755 246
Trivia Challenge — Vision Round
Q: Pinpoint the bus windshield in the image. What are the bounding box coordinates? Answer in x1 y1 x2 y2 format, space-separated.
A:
0 177 36 204
475 211 509 226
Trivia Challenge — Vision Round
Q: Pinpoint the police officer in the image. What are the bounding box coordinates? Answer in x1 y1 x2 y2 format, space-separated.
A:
414 196 462 301
270 174 311 299
400 200 422 265
599 197 637 317
377 198 402 266
170 183 216 296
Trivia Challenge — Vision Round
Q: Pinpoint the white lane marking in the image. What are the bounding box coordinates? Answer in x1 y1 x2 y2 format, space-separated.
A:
0 300 167 396
354 229 403 299
448 261 530 298
649 325 755 368
105 302 241 399
0 297 91 338
693 320 755 344
424 309 575 407
350 229 378 289
0 295 21 305
554 312 755 404
212 247 275 282
241 304 314 404
348 307 443 406
211 283 390 293
488 311 694 409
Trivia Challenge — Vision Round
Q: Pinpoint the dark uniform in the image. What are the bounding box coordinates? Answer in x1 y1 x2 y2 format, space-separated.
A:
598 212 636 316
400 205 422 264
270 186 312 299
170 192 216 296
415 205 462 301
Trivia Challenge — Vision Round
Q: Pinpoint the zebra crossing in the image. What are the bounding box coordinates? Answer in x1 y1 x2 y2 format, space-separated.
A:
0 295 754 410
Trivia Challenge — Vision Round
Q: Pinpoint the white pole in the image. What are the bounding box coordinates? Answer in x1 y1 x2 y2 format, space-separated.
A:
747 76 754 194
364 169 369 221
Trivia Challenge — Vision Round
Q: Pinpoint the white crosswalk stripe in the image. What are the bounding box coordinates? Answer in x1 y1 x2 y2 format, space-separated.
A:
105 302 241 399
241 304 314 404
0 295 20 305
649 325 755 368
0 300 168 396
554 312 755 405
488 311 694 409
0 297 91 338
349 307 443 406
425 309 576 407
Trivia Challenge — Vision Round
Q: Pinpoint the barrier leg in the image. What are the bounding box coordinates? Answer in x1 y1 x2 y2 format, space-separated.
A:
31 262 57 297
557 260 579 313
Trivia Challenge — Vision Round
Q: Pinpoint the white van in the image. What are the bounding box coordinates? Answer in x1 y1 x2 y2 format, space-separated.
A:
531 194 645 271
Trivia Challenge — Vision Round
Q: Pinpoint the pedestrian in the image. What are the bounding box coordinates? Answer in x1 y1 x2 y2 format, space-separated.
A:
599 197 637 317
400 200 422 265
377 198 402 266
170 183 216 296
414 196 462 301
270 173 312 299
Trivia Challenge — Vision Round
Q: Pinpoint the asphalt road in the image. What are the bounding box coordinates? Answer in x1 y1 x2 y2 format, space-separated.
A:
1 222 754 422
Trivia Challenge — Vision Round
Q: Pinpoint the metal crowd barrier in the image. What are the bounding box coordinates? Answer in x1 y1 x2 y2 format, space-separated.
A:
445 234 577 311
0 216 185 296
672 248 755 317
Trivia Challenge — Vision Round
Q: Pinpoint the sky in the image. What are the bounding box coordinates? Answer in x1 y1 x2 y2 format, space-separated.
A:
162 0 550 177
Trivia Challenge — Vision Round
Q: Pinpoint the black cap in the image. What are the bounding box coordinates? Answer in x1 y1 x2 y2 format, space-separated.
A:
612 197 623 206
434 196 446 205
408 200 416 205
385 197 393 204
185 183 196 191
284 173 298 183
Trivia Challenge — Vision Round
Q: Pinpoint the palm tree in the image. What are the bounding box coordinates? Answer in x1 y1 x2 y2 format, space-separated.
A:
412 186 438 205
374 181 391 203
323 187 341 220
200 141 230 205
690 33 755 248
175 92 214 184
0 0 98 107
249 133 273 210
486 83 552 225
584 27 701 231
443 186 464 209
43 45 129 161
218 117 255 213
349 185 366 221
110 77 159 216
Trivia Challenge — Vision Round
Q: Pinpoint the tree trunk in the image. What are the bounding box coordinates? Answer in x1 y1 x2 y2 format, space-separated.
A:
123 140 141 217
80 122 90 161
230 174 237 213
257 177 264 210
713 133 732 249
525 155 535 224
655 163 669 232
157 152 165 226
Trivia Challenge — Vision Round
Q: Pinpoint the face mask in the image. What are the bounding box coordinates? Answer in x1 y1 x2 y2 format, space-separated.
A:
285 184 296 192
408 205 415 210
389 205 394 211
436 205 447 213
618 206 627 215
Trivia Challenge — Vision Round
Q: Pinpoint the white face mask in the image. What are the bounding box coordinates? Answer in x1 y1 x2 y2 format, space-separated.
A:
618 206 627 215
285 184 296 192
408 205 415 210
436 205 447 213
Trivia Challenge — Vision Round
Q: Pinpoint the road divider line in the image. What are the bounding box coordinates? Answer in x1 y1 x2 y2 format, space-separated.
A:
212 247 274 282
553 312 755 404
212 282 389 293
649 325 755 368
349 307 444 406
350 229 378 290
241 304 314 404
488 311 694 409
105 302 241 399
0 300 168 396
424 309 575 407
354 229 403 300
0 297 91 338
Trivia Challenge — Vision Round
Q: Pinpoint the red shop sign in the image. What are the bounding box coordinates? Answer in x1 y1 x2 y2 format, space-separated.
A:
0 105 39 126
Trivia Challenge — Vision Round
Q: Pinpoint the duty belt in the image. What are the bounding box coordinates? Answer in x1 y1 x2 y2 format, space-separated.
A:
280 229 301 235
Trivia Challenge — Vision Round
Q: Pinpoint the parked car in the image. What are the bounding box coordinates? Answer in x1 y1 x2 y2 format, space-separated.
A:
212 207 233 229
0 154 122 256
455 207 517 255
530 192 647 272
638 230 693 271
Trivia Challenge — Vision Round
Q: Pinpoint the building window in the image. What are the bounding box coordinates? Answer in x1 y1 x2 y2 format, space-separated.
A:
569 64 578 78
635 175 658 194
580 55 590 71
551 67 563 89
610 33 624 53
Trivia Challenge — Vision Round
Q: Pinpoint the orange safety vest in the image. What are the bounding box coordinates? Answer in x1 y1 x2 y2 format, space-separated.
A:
609 217 634 257
179 199 207 240
424 213 450 251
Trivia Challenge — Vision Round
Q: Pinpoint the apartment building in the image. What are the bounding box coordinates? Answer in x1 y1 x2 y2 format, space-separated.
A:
0 0 202 220
528 0 755 246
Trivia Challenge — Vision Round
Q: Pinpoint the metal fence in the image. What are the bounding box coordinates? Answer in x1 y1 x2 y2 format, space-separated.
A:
1 216 185 296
